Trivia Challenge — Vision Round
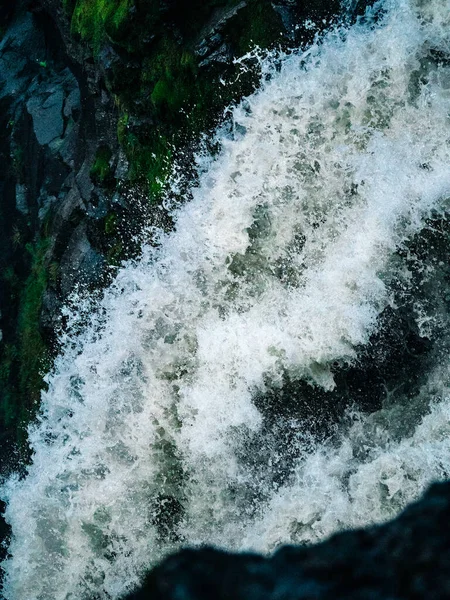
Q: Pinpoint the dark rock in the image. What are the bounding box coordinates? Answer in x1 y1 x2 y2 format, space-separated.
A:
198 43 233 68
196 33 223 58
271 2 297 37
125 481 450 600
40 286 60 331
58 117 80 167
203 1 249 38
63 85 81 118
115 149 130 182
26 86 64 145
0 13 44 101
60 222 105 296
15 183 28 215
195 1 248 67
0 3 122 453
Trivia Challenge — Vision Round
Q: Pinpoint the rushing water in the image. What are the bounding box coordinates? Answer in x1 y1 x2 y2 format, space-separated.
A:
3 0 450 598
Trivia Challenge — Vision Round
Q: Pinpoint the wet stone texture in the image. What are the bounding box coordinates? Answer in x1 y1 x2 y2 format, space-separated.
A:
126 481 450 600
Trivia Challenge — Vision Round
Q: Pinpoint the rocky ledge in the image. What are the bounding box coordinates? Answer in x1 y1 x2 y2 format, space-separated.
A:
126 481 450 600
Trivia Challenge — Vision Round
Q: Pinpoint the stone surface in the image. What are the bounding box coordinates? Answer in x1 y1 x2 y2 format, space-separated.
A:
26 87 64 145
60 222 105 295
0 1 121 467
125 481 450 600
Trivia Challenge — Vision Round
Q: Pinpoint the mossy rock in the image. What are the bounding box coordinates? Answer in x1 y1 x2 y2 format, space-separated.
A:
90 145 113 184
71 0 134 52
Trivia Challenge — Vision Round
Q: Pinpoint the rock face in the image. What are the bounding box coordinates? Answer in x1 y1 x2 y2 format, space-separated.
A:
0 1 124 451
125 481 450 600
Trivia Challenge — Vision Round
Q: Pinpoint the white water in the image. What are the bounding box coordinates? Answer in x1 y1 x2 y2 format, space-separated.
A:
3 0 450 598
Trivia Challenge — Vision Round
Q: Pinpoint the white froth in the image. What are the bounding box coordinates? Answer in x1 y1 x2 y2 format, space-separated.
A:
3 0 450 598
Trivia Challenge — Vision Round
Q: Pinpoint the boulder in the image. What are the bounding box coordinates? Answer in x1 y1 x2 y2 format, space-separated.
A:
125 481 450 600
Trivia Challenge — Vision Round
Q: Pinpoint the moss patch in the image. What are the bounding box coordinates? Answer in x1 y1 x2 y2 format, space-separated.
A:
71 0 133 52
90 145 113 183
64 0 286 195
0 236 52 450
17 239 51 407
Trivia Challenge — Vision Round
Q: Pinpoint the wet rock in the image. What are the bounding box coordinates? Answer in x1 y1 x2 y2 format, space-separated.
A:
126 481 450 600
0 4 121 444
0 13 43 102
271 2 297 36
58 117 79 167
40 287 60 332
196 32 223 58
60 223 105 296
26 87 64 145
195 1 248 67
15 183 28 215
63 85 81 119
198 43 233 68
115 149 129 181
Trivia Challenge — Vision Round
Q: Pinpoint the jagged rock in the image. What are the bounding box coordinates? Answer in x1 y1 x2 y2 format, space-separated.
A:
15 183 28 215
115 149 130 181
26 67 80 148
60 222 105 295
26 86 64 145
195 1 248 67
0 13 43 101
0 3 121 446
204 0 249 37
40 287 60 332
271 2 297 36
125 481 450 600
58 117 79 167
196 32 223 58
63 85 81 118
198 43 233 68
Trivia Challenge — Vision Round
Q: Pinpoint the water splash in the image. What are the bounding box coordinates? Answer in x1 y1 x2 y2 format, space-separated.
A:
3 0 450 598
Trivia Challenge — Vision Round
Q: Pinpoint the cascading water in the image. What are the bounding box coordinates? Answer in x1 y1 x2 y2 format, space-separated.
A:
3 0 450 598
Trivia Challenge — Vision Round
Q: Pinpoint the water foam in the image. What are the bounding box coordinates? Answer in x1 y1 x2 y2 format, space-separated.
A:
3 0 450 597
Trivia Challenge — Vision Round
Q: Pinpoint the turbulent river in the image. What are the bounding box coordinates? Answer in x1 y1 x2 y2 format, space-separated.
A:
3 0 450 598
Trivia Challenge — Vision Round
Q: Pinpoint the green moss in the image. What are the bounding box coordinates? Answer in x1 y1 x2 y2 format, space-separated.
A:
0 236 52 446
71 0 133 52
90 145 113 183
119 123 173 198
66 0 285 202
150 78 172 107
104 212 117 235
0 345 17 388
117 112 129 147
107 240 124 266
17 238 51 407
140 37 198 116
11 146 24 182
62 0 77 14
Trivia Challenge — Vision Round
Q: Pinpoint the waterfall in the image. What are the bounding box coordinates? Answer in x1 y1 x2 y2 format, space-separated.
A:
2 0 450 598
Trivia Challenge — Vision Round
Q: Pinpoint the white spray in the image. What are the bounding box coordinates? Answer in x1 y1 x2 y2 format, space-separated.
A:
2 0 450 598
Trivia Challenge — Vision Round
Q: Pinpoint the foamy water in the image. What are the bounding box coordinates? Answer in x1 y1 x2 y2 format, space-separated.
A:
3 0 450 598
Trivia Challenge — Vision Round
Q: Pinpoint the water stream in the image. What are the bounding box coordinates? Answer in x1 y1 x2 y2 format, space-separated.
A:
2 0 450 597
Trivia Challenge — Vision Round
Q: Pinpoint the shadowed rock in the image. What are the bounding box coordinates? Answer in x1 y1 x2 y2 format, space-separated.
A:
125 481 450 600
